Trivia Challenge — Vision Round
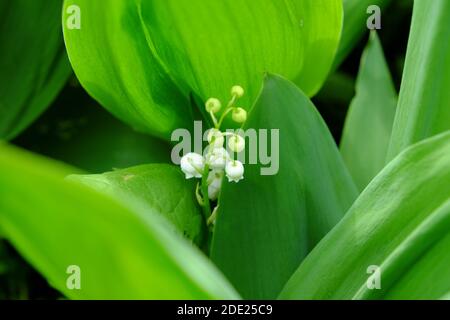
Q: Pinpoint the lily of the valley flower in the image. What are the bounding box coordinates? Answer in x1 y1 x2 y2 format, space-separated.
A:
228 134 245 153
225 160 244 182
180 152 205 179
207 170 224 201
206 147 230 170
207 128 224 148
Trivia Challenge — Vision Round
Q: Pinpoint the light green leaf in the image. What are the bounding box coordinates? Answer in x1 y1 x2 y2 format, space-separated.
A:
63 0 193 140
280 131 450 300
334 0 392 68
68 164 205 245
387 0 450 160
340 32 397 190
139 0 342 118
210 74 358 299
0 0 71 140
0 144 239 299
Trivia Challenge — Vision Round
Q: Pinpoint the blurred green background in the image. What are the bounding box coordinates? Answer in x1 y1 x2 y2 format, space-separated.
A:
0 0 413 299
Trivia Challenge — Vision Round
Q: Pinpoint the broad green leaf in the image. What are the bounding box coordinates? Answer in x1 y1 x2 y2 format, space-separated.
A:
63 0 193 140
280 131 450 300
139 0 342 119
210 74 358 299
68 164 205 245
0 144 239 299
0 0 71 140
334 0 392 68
340 32 397 190
387 0 450 160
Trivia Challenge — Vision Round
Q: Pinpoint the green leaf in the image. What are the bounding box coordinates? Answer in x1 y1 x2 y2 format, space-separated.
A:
387 0 450 160
63 0 193 140
210 74 358 299
68 164 205 245
139 0 342 114
280 131 450 300
334 0 392 68
0 144 239 299
340 32 397 190
0 0 71 140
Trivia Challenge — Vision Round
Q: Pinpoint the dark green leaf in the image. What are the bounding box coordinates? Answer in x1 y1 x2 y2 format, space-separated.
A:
340 32 397 190
0 0 71 140
211 74 358 299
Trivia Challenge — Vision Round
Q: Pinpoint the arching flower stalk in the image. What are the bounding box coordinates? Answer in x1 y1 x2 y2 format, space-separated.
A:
179 85 248 228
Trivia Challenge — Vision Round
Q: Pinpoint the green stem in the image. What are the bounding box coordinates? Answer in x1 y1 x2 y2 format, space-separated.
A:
200 164 211 220
216 94 238 129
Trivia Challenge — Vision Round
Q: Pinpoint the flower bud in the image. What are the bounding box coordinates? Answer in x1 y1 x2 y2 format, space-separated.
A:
225 160 244 183
207 128 224 148
207 170 224 201
232 107 247 123
231 85 245 98
205 98 221 113
180 153 205 179
206 147 230 170
228 134 245 153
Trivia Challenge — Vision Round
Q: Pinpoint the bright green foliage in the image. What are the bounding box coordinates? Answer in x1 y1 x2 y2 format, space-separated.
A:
0 0 71 140
340 32 397 190
63 0 342 137
388 0 450 159
69 164 205 245
280 131 450 299
211 75 358 299
0 144 239 299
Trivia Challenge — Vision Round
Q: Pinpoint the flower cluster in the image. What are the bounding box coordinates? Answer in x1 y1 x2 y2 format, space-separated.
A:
179 85 248 225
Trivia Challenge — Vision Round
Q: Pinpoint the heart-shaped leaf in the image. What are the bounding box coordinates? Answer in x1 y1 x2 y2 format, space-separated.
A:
387 0 450 159
69 164 206 245
0 144 239 299
210 74 358 299
340 32 397 190
0 0 71 140
280 131 450 299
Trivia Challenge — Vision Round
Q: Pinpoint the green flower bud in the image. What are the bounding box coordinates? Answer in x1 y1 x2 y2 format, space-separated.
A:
231 85 245 98
232 107 247 123
205 98 222 113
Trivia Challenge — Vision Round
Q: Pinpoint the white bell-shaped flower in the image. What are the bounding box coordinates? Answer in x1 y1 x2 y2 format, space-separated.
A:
206 147 230 170
228 134 245 153
207 170 224 201
180 153 205 179
225 160 244 183
207 128 224 148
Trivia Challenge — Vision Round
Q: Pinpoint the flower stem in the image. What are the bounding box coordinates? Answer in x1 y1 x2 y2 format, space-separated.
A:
200 164 211 221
